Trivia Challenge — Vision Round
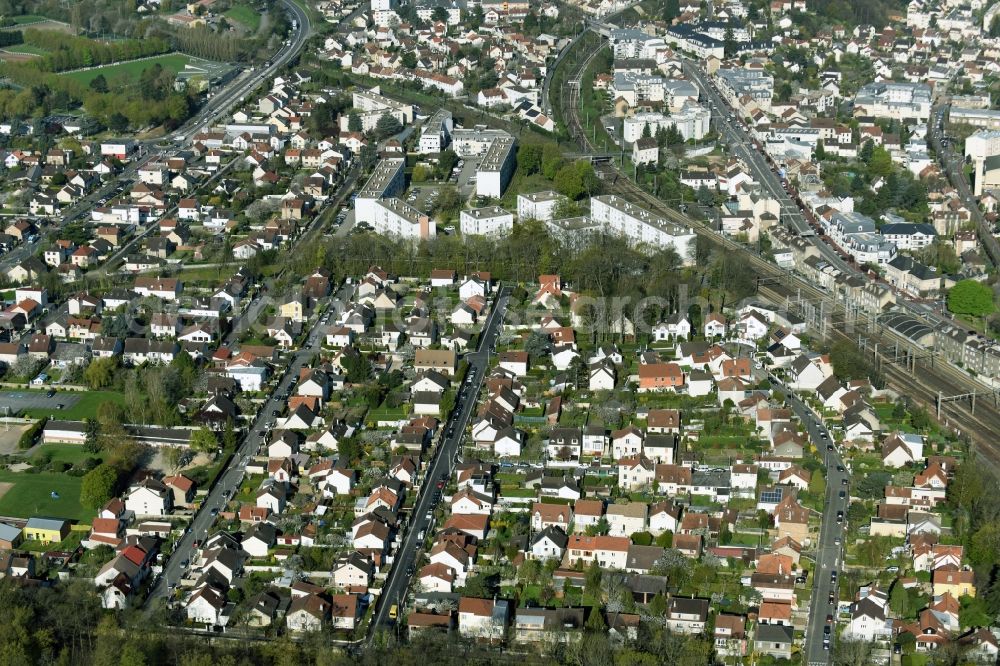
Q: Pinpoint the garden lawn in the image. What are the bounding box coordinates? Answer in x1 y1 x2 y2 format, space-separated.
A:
0 468 89 521
20 390 126 420
61 53 196 86
224 5 261 30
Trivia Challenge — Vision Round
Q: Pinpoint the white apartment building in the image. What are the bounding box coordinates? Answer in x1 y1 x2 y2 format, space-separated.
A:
965 129 1000 194
622 105 709 145
354 158 405 225
590 195 696 264
340 88 414 133
460 206 514 236
476 135 517 198
517 191 565 221
418 109 454 154
716 67 774 111
854 81 932 121
451 128 512 157
371 198 436 240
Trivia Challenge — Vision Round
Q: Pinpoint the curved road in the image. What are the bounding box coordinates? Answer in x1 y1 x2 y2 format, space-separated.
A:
0 0 310 278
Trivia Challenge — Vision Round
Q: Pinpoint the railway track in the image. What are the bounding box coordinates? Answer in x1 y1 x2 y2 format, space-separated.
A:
559 52 1000 468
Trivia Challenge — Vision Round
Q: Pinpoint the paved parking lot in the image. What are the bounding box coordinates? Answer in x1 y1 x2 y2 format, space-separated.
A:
456 158 479 197
409 185 440 213
0 391 80 415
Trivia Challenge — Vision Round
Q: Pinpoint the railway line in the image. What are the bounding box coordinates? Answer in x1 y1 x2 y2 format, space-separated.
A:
559 47 1000 469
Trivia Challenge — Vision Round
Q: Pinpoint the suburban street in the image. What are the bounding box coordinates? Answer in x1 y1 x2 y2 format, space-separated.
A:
929 105 1000 266
366 285 512 640
682 62 847 263
770 375 850 666
146 280 354 607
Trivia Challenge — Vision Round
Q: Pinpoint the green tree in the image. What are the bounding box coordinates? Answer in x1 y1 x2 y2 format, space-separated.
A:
223 420 237 451
815 139 826 160
808 469 826 497
868 146 892 178
437 149 458 178
347 112 361 133
163 446 184 473
374 114 402 139
541 143 564 180
341 350 372 383
108 112 129 132
81 463 120 509
890 581 910 618
723 27 737 57
947 279 995 318
969 521 1000 566
517 143 543 176
655 531 673 548
189 428 218 453
337 437 363 464
829 338 874 381
586 607 607 632
585 560 602 597
84 357 117 389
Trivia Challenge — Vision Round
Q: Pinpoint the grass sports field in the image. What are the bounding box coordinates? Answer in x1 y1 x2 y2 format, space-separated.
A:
60 53 196 86
0 469 88 521
225 5 261 31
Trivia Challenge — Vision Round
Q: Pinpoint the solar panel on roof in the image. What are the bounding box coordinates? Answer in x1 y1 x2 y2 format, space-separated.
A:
760 487 784 504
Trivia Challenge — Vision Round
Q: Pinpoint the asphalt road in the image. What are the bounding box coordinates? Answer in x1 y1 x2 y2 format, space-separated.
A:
770 375 850 665
929 105 1000 267
366 285 512 641
0 0 309 279
684 63 985 379
682 62 848 268
145 282 353 607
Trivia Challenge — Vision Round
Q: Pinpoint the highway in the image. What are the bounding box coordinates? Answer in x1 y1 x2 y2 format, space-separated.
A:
170 0 310 145
366 286 512 641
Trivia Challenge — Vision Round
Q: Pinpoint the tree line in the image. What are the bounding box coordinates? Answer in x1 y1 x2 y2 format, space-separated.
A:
22 28 170 72
0 575 716 666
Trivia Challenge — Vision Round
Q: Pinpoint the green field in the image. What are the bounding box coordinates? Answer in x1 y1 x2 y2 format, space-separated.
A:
31 443 100 467
11 15 49 24
2 44 48 55
61 53 195 86
0 468 89 522
20 390 126 420
225 5 261 31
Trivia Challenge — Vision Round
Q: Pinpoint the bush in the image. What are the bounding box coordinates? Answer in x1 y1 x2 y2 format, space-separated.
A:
18 417 47 450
